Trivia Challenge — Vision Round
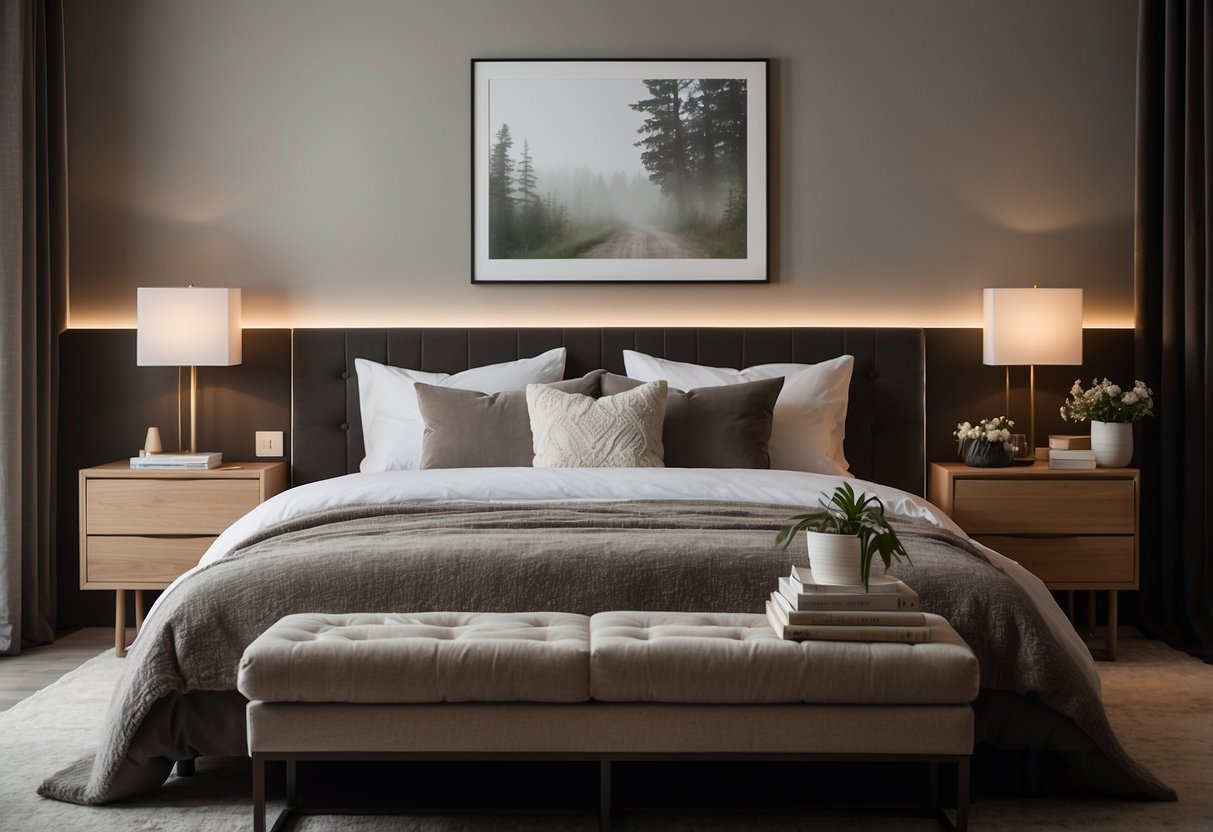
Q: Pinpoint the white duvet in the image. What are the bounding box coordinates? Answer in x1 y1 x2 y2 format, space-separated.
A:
143 467 1099 690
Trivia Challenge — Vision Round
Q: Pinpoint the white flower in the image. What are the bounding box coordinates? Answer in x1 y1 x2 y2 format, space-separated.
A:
1122 392 1138 404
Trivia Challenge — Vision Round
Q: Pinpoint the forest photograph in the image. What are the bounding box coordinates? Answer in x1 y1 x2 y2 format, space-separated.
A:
489 78 747 260
472 60 767 282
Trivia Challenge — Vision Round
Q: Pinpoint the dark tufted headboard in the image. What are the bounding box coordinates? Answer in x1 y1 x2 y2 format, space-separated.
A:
291 328 926 495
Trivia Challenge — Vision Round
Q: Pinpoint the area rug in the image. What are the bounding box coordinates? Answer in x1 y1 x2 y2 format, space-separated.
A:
2 636 1210 831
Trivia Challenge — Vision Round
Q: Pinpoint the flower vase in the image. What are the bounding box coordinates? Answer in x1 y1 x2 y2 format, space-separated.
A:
963 441 1013 468
1090 420 1133 467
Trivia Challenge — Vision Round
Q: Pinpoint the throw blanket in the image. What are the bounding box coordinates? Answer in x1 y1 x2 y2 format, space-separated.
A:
40 500 1174 803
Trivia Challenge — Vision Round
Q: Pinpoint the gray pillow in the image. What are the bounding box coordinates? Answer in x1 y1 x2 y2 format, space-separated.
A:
600 373 784 468
416 371 604 468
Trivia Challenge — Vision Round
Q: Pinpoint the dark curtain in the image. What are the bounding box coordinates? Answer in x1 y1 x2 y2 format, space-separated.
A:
0 0 68 654
1135 0 1213 662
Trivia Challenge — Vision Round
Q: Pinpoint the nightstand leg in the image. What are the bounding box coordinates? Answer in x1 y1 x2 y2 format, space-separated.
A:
134 590 145 636
1107 590 1118 660
114 589 127 658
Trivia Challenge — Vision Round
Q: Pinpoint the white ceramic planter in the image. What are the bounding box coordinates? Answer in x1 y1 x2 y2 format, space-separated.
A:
805 531 863 586
1091 420 1133 467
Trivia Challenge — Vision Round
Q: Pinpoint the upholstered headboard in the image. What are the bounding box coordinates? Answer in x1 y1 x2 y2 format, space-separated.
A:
291 328 926 495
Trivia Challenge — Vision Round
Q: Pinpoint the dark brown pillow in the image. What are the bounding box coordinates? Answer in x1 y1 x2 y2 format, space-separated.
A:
600 373 783 468
417 371 604 468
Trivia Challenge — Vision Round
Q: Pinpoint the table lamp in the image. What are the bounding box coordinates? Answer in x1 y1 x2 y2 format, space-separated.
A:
983 287 1083 454
137 287 242 453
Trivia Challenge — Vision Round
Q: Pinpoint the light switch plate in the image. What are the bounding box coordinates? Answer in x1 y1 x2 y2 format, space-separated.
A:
255 431 284 458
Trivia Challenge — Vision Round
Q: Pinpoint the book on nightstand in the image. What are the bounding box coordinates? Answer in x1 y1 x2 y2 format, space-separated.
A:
1049 448 1096 469
1049 434 1092 450
766 599 932 643
129 452 223 470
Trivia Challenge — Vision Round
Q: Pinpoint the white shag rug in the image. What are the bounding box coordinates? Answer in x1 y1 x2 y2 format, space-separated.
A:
1 636 1210 831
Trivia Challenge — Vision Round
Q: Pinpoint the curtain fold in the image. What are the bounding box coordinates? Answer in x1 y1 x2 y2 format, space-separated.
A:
0 0 68 654
1134 0 1213 662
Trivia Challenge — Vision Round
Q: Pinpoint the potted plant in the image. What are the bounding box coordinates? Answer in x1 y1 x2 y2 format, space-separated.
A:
1060 378 1154 467
775 482 909 590
953 416 1014 467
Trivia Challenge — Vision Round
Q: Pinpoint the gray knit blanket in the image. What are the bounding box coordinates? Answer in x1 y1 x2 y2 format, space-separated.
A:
39 500 1175 804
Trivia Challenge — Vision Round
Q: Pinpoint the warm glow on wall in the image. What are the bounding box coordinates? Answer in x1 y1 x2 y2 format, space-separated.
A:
69 310 1132 331
69 275 1129 331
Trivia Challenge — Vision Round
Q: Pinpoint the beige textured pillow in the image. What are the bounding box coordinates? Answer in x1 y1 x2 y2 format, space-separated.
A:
526 380 667 468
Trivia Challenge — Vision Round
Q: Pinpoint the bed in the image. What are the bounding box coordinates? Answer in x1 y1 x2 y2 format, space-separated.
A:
39 327 1174 805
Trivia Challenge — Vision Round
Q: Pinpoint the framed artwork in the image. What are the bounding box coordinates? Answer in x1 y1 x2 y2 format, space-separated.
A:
471 59 769 283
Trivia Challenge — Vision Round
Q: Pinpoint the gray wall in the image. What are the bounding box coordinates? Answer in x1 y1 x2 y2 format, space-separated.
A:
62 0 1139 329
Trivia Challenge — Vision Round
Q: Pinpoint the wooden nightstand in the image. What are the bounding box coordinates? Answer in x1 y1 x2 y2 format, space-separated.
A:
928 461 1139 660
79 461 287 656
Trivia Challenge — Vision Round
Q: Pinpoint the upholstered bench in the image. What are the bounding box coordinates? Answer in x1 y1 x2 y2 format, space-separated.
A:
238 611 980 832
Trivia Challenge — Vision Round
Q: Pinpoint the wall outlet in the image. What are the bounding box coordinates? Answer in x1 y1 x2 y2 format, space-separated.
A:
255 431 284 458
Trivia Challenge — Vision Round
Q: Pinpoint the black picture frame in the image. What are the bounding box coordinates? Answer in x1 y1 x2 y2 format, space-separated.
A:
471 59 770 284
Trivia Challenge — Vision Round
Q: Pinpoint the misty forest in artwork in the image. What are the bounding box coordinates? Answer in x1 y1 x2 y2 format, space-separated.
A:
488 78 747 260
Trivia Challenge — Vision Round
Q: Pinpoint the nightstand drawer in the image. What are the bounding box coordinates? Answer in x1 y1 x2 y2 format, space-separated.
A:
977 535 1136 585
85 536 213 584
85 479 260 534
954 479 1135 535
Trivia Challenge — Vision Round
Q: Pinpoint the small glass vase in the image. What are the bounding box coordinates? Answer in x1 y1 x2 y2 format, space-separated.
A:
963 440 1013 468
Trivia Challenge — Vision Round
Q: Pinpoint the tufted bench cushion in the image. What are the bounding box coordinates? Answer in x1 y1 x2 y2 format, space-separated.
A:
589 611 980 704
237 612 591 704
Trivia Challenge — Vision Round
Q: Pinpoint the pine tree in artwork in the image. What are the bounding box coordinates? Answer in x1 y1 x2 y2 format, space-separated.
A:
516 140 544 253
517 140 537 208
686 79 747 222
488 124 517 258
631 79 693 222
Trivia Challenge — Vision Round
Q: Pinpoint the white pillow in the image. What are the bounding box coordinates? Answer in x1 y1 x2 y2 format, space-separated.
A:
622 350 853 476
527 380 667 468
356 347 566 472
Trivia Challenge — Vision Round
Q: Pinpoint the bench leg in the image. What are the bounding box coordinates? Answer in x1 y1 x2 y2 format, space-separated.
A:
251 754 294 832
253 754 266 832
955 757 970 832
599 760 612 832
286 759 297 809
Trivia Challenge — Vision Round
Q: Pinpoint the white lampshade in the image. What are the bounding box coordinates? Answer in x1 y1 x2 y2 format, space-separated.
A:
137 287 242 366
983 288 1083 366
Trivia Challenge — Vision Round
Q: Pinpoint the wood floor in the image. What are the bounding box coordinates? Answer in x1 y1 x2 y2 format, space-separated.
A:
0 627 115 712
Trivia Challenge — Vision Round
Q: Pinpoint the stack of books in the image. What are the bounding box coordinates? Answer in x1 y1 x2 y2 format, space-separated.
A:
129 452 223 470
765 565 930 644
1048 435 1095 469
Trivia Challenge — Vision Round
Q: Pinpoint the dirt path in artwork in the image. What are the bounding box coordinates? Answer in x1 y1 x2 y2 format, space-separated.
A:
578 227 706 259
